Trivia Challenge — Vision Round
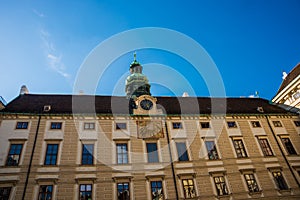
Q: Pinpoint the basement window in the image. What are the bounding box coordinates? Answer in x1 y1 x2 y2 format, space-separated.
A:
227 121 237 128
116 123 127 130
84 122 95 130
251 121 261 128
172 122 182 129
273 121 282 127
200 122 210 129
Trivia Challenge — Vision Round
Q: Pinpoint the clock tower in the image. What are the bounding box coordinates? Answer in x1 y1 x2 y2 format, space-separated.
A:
125 53 163 138
125 53 162 116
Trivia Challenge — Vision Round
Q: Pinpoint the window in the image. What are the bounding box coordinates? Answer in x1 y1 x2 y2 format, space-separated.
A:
176 142 189 161
213 176 229 196
116 123 127 130
44 144 59 165
273 121 282 127
6 144 23 166
38 185 53 200
281 137 297 155
294 91 300 99
79 184 92 200
294 121 300 127
16 122 28 129
182 179 196 198
272 171 288 190
117 182 130 200
0 187 11 199
117 143 128 164
146 143 159 163
82 144 94 165
150 181 164 200
227 121 237 128
84 123 95 130
232 139 248 158
50 122 62 129
258 138 273 156
205 141 219 160
244 173 260 193
251 121 261 128
172 122 182 129
200 122 210 129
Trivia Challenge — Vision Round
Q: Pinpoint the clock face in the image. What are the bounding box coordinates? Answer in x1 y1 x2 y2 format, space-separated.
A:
140 99 153 110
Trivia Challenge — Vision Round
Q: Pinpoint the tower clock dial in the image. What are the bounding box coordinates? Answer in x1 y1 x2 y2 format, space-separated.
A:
140 99 153 110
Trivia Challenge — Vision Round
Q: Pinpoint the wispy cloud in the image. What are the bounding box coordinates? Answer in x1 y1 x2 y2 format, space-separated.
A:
47 54 70 78
40 29 71 80
33 9 44 18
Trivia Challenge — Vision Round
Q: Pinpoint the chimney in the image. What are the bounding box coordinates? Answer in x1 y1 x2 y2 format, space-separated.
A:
182 92 189 97
79 90 84 95
19 85 29 95
282 72 288 80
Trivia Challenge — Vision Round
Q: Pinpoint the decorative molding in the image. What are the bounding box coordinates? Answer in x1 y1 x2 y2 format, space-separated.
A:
75 175 97 183
112 176 133 182
177 173 196 179
35 174 59 184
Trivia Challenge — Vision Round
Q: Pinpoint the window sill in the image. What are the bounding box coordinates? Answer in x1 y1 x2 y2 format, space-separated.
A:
277 188 292 194
236 156 249 159
286 154 299 157
43 164 59 167
3 165 21 168
76 166 97 172
263 155 275 157
176 160 190 163
0 167 21 174
215 194 231 199
207 158 221 161
79 164 95 167
37 167 60 173
248 190 262 196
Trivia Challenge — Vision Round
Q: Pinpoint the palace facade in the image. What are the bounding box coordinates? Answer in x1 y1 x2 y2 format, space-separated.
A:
0 57 300 200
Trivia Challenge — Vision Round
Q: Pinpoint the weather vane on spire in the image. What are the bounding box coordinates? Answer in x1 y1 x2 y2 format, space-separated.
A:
134 51 137 62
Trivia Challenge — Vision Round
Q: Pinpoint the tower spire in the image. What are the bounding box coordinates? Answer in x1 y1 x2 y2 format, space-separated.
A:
134 51 137 62
130 51 140 68
125 52 151 99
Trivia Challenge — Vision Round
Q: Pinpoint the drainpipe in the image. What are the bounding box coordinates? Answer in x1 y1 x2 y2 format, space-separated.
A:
265 115 300 187
164 120 179 200
22 115 41 200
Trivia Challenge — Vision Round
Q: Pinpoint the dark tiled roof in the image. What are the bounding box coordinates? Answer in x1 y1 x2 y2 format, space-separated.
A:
0 94 291 115
276 63 300 95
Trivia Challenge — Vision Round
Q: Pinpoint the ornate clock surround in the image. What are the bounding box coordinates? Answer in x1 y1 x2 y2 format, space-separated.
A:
133 95 160 115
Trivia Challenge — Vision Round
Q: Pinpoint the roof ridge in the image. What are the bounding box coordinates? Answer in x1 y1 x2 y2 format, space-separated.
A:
1 94 289 115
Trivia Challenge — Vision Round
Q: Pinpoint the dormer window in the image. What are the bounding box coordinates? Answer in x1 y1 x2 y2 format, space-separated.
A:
251 121 261 128
200 122 210 129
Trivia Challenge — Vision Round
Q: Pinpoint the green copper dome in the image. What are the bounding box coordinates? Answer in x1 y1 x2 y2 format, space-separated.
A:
130 52 141 68
125 53 151 98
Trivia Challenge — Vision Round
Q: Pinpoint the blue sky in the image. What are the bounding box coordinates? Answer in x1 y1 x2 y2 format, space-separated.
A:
1 0 300 103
